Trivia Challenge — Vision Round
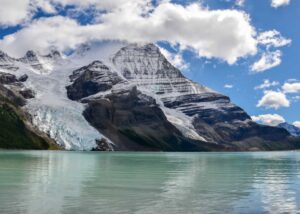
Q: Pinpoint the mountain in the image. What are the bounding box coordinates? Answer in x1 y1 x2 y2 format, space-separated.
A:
278 123 300 138
0 42 299 151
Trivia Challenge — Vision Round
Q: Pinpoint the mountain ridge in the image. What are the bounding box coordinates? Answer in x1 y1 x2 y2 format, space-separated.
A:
278 123 300 138
0 42 299 151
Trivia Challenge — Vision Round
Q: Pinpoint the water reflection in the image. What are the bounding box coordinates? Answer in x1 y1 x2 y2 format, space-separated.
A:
0 151 299 214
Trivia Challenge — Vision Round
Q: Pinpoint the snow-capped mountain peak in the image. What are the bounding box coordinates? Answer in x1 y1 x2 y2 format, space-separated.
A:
0 41 298 151
278 123 300 138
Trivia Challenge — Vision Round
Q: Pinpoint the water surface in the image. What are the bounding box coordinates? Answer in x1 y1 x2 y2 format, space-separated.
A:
0 151 300 214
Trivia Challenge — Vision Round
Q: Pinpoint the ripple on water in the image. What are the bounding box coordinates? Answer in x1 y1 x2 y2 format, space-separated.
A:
0 151 299 214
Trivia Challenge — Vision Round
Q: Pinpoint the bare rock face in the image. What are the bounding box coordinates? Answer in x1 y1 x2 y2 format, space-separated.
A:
83 86 217 151
0 84 26 106
0 72 18 84
18 51 44 70
0 50 19 71
0 72 35 101
92 139 113 151
18 74 28 82
66 61 123 100
19 89 35 99
43 50 62 61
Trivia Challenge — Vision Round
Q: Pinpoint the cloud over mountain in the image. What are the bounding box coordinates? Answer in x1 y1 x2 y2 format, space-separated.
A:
252 114 285 126
0 0 258 64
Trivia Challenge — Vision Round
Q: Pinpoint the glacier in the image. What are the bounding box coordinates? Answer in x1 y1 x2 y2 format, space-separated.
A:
0 42 126 150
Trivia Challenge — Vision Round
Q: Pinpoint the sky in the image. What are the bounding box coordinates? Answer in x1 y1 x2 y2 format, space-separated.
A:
0 0 299 127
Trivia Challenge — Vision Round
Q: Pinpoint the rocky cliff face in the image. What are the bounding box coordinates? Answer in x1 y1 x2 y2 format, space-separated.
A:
67 61 123 100
82 86 222 151
0 42 299 151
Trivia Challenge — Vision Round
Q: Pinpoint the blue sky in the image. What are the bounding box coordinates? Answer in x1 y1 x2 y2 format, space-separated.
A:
0 0 299 126
185 0 300 125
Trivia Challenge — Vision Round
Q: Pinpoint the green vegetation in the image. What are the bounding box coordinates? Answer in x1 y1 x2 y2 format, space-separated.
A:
0 102 56 150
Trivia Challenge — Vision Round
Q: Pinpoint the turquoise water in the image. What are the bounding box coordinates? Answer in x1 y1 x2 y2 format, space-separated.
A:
0 151 300 214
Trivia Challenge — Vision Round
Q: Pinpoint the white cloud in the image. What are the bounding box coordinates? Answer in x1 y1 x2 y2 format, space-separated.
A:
159 47 189 70
0 0 31 26
250 50 282 73
0 16 86 56
251 114 285 126
255 79 280 90
50 0 146 11
0 1 258 64
35 0 57 13
282 82 300 93
292 95 300 101
271 0 290 8
235 0 245 7
293 121 300 128
257 90 290 109
257 30 291 48
250 30 290 73
224 84 234 89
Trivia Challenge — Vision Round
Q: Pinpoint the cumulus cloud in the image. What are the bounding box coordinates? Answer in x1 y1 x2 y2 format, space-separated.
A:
293 121 300 128
271 0 290 8
257 30 291 48
0 16 86 56
257 90 290 109
250 30 290 73
251 114 285 126
250 50 282 73
282 82 300 93
255 79 280 90
0 0 31 26
0 1 258 64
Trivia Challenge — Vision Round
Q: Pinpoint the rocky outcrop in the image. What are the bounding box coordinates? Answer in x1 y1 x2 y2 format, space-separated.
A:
43 50 62 61
18 74 28 82
0 50 19 71
67 61 123 100
18 51 45 71
19 89 35 99
83 86 220 151
0 72 18 84
0 72 34 100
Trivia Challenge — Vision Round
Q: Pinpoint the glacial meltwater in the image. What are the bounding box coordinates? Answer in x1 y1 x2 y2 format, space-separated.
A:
0 151 300 214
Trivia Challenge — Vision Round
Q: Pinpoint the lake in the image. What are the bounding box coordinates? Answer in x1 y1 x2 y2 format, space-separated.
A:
0 151 300 214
